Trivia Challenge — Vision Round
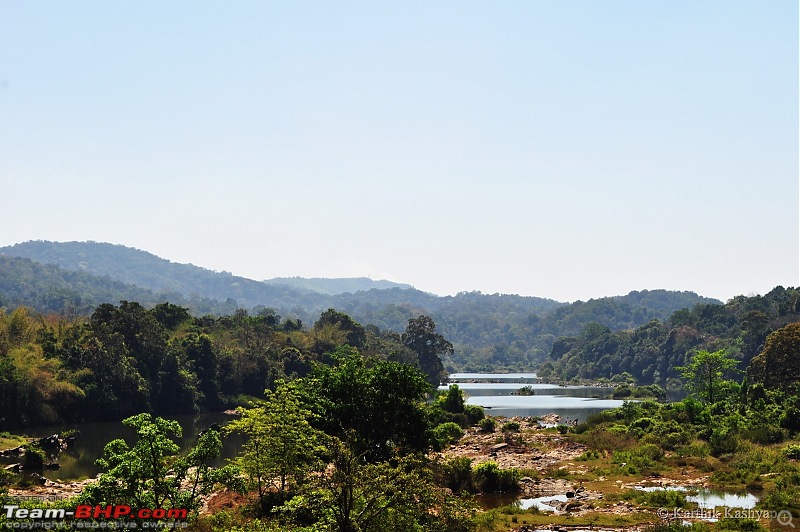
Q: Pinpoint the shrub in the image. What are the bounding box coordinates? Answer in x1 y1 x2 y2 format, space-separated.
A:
608 424 629 435
501 421 520 433
612 443 664 475
613 385 632 398
576 450 600 461
640 489 688 508
632 417 655 431
21 443 45 470
744 423 786 445
783 444 800 460
478 417 496 433
433 422 464 449
437 456 474 494
575 427 635 452
709 425 739 456
676 442 710 458
463 404 485 425
472 461 520 493
441 384 465 413
714 518 764 532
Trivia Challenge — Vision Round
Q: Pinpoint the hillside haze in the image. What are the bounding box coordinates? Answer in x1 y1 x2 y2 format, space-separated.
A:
263 276 413 295
0 240 723 370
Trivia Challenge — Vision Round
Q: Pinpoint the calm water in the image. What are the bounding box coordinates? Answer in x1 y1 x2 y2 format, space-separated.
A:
1 413 245 481
480 488 760 513
449 372 540 383
8 374 621 481
440 376 622 422
635 486 760 510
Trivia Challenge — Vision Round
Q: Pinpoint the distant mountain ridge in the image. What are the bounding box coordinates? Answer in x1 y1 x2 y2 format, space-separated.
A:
263 276 413 295
0 240 724 371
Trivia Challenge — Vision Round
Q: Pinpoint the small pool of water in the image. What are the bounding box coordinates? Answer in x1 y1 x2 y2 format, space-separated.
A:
517 494 569 512
634 486 759 509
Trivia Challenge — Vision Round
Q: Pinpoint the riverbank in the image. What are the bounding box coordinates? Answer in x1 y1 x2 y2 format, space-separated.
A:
3 410 796 532
430 411 795 532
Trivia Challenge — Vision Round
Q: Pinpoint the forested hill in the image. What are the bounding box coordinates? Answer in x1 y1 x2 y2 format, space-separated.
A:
0 240 722 370
542 285 800 387
263 276 413 294
0 240 319 309
0 241 411 298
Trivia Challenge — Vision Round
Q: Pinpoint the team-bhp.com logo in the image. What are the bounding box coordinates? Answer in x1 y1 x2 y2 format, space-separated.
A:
3 504 188 529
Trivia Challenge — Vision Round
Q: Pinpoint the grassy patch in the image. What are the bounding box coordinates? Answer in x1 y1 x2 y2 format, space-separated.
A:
0 432 28 451
480 509 658 531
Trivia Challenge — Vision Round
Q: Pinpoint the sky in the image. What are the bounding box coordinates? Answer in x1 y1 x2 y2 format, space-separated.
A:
1 1 797 303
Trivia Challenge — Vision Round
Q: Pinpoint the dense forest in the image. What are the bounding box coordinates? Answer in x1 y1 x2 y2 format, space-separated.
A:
1 300 798 531
0 302 454 429
541 286 800 388
1 248 798 530
0 241 720 370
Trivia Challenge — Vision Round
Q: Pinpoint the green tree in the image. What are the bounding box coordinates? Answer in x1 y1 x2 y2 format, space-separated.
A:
82 413 233 515
224 381 325 514
441 384 465 413
287 438 477 532
401 316 452 387
302 347 433 461
748 322 800 389
677 349 739 404
314 309 367 349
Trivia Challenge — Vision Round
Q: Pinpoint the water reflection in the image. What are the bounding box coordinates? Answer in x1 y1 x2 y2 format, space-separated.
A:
634 486 759 510
440 378 622 422
1 413 245 481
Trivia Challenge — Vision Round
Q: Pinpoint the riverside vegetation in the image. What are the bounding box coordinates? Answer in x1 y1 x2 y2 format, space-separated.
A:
0 296 798 531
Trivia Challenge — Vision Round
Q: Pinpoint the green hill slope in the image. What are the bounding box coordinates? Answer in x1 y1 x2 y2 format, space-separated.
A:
0 240 724 371
264 276 413 294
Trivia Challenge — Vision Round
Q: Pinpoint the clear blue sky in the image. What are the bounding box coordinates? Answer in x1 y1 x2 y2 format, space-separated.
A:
1 1 797 302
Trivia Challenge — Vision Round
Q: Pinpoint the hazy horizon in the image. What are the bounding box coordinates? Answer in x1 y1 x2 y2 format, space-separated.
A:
0 238 772 303
2 1 797 303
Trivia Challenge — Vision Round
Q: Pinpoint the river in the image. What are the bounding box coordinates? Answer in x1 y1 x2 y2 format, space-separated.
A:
441 372 624 422
6 373 624 481
1 412 245 481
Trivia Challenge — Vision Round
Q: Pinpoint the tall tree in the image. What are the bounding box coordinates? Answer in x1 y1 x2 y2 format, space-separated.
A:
83 414 233 515
401 316 452 387
224 381 325 514
748 322 800 390
314 309 366 349
302 347 433 461
678 349 739 404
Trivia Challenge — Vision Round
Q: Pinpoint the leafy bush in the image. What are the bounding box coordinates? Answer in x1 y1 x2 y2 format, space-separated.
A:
639 489 688 508
441 384 465 413
436 456 474 494
709 425 739 456
478 417 496 433
463 404 485 425
744 423 786 444
472 461 520 493
612 444 664 475
576 449 600 461
501 421 520 432
714 518 764 532
783 444 800 460
575 427 635 452
21 443 45 470
433 422 464 449
675 442 710 458
613 385 632 398
632 417 655 430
